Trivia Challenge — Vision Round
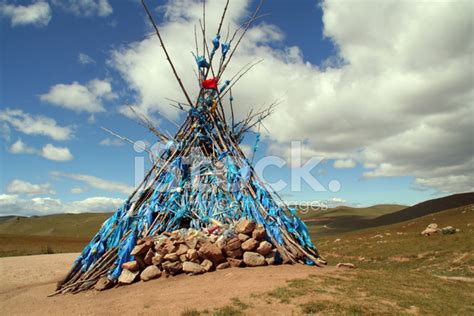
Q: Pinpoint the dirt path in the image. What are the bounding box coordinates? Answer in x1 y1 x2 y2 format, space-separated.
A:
0 253 337 315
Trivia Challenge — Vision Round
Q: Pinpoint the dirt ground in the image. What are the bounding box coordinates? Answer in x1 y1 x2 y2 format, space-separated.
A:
0 253 337 315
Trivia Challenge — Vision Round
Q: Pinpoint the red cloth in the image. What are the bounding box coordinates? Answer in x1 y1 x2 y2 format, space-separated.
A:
202 77 218 90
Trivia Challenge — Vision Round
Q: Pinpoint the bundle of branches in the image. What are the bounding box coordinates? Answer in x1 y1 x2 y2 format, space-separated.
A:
52 0 325 296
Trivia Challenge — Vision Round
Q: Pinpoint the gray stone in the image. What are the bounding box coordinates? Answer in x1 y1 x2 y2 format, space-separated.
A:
216 262 230 270
163 253 179 262
144 249 155 265
241 238 258 251
162 261 182 275
225 237 241 251
118 269 139 284
227 258 244 267
252 224 266 240
237 233 250 242
256 241 273 256
235 218 255 234
176 243 189 256
201 259 213 272
225 247 243 259
243 252 266 267
95 277 113 291
442 226 456 234
140 265 161 281
186 248 199 261
183 261 206 275
130 243 149 256
121 260 139 272
152 254 163 266
336 262 356 269
199 242 225 264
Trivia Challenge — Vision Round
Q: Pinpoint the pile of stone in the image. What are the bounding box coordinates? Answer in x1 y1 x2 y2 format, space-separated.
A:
96 219 279 290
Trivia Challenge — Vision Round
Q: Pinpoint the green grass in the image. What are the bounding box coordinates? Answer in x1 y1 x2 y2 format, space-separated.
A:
265 203 474 314
0 212 111 238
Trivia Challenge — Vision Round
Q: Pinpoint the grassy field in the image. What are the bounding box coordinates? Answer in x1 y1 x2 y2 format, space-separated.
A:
0 212 110 257
183 203 474 315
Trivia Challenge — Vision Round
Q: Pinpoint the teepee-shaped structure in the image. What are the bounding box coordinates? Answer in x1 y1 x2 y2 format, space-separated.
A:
54 0 324 295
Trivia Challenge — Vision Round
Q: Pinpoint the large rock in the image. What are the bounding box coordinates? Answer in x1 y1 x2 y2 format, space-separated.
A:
122 260 139 272
199 242 225 264
163 253 179 262
95 277 113 291
237 233 250 242
162 261 182 275
227 258 244 267
185 236 198 249
201 259 213 272
176 244 189 256
241 238 258 251
235 218 255 234
186 248 199 261
225 237 241 251
252 224 266 240
265 251 276 265
183 261 206 275
130 243 150 256
144 249 155 265
140 265 161 281
256 241 273 256
217 262 230 270
442 226 456 235
225 247 243 259
243 252 266 267
118 269 139 284
151 254 163 266
421 223 440 236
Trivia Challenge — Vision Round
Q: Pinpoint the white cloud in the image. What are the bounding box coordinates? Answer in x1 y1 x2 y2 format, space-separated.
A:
51 171 133 195
51 0 112 17
0 108 73 141
333 159 356 169
110 0 473 194
71 186 87 194
6 179 55 195
41 144 74 161
9 139 36 154
8 139 73 162
78 52 96 65
0 1 51 27
0 194 122 216
99 137 124 146
40 79 116 113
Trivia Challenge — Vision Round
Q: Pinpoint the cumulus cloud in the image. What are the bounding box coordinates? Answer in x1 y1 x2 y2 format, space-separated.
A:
0 108 73 141
51 171 133 195
6 179 55 195
40 79 116 113
0 1 51 27
51 0 112 17
9 139 36 154
333 159 356 169
8 139 74 162
78 52 96 65
110 0 473 193
41 144 74 161
0 194 122 216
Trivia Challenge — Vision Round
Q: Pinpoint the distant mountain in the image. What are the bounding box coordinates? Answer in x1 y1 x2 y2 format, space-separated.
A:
368 192 474 227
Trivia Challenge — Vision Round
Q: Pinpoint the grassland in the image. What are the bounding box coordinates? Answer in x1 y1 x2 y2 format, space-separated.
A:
182 203 474 315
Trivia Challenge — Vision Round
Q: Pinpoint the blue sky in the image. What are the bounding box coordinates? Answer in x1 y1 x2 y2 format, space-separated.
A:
1 0 472 216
